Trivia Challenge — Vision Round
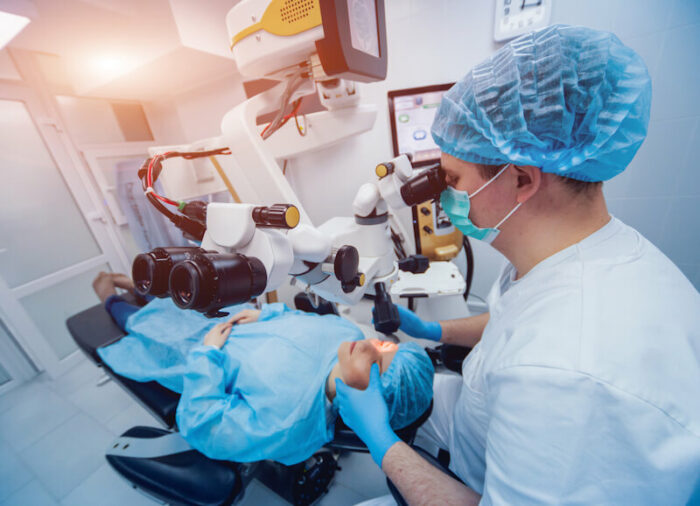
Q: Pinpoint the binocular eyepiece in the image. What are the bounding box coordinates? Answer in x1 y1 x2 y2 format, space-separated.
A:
132 247 267 317
132 247 203 298
399 163 447 207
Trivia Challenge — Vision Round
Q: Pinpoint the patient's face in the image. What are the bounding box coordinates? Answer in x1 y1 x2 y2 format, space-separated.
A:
337 339 399 389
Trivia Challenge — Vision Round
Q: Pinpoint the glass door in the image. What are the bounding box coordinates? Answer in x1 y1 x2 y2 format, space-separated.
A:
0 83 129 379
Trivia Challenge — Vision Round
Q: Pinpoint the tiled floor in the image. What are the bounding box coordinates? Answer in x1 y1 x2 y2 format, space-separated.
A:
0 357 393 505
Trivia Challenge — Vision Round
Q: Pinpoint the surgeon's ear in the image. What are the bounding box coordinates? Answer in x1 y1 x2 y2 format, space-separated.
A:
513 165 542 204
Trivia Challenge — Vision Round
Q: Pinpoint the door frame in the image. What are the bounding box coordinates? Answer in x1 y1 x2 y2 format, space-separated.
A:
81 141 156 226
0 315 37 396
0 82 128 378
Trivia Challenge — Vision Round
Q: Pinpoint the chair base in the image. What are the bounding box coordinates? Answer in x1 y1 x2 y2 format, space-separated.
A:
106 425 339 506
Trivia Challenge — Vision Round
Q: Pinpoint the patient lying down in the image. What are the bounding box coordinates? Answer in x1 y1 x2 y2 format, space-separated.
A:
97 285 434 465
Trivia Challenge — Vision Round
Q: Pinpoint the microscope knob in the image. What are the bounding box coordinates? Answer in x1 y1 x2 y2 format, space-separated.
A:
341 273 365 294
375 162 394 179
252 204 300 229
334 245 360 283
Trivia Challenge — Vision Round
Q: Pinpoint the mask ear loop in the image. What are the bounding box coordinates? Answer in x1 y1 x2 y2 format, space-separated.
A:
469 163 511 198
494 201 523 229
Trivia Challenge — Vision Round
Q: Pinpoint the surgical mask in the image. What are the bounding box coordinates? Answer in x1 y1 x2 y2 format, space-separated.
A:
439 163 522 244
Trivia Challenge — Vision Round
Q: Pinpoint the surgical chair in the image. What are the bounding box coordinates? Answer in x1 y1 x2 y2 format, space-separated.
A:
66 295 432 506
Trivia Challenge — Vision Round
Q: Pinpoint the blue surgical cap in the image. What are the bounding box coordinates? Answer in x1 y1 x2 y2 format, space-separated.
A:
431 24 652 182
381 342 434 430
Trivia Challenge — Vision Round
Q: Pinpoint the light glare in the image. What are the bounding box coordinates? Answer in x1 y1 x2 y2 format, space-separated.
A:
0 11 30 50
95 56 125 74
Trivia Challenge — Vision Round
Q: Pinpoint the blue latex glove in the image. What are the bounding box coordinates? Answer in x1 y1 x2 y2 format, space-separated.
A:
335 363 400 467
396 305 442 341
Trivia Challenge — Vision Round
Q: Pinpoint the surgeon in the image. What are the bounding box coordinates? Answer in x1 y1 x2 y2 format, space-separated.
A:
92 272 434 465
335 25 700 505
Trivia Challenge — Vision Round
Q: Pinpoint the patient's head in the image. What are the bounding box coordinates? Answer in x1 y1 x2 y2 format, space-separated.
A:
336 339 434 430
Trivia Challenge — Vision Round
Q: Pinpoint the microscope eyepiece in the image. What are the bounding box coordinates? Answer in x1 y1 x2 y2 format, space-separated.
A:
399 164 447 207
132 247 203 298
168 252 267 314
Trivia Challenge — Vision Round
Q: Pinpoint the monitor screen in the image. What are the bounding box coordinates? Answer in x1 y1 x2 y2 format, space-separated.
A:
387 83 453 167
347 0 380 58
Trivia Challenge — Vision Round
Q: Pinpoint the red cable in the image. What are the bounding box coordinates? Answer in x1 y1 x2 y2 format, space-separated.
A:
146 148 231 207
261 99 303 138
147 152 179 206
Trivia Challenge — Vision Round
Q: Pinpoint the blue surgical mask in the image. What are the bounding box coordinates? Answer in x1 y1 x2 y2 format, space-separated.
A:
439 163 522 244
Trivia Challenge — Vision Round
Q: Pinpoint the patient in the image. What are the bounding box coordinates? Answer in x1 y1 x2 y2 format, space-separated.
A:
92 272 434 465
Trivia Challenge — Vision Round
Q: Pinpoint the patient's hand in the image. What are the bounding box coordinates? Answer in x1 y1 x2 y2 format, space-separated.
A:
203 321 234 349
229 309 261 325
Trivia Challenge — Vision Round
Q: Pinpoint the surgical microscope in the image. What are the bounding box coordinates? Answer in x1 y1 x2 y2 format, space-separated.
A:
130 0 453 334
133 151 446 331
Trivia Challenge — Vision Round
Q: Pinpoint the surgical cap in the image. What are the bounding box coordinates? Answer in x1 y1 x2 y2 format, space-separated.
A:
431 24 652 182
381 342 434 430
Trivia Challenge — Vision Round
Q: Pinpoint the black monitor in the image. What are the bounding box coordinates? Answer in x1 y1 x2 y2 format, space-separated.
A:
387 83 454 168
316 0 388 82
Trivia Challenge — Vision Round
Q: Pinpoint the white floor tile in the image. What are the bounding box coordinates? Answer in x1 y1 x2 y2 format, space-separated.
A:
0 377 62 415
0 441 34 502
0 381 38 415
105 402 160 436
60 464 158 506
1 479 58 506
335 452 391 500
49 359 103 398
0 382 78 452
20 413 114 500
318 482 367 506
67 378 134 424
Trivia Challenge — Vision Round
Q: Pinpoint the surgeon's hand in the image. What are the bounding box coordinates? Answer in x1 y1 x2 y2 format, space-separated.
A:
335 363 400 467
203 321 234 349
229 309 261 325
396 305 442 341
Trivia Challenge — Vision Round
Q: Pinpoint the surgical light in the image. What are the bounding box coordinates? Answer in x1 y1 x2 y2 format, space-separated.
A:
228 0 387 82
0 11 30 50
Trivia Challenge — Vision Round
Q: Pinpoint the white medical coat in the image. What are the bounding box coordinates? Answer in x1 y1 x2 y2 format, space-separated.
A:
443 217 700 504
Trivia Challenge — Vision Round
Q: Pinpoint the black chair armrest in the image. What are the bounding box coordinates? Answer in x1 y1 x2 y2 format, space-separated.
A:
67 303 127 364
66 301 181 429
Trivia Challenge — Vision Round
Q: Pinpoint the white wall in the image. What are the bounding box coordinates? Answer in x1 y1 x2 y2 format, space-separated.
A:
146 0 700 297
550 0 700 291
146 75 246 144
